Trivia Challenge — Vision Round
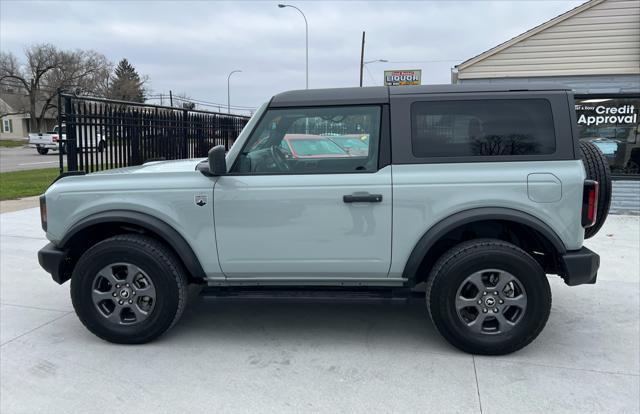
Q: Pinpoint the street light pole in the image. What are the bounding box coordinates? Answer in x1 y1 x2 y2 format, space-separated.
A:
278 4 308 89
227 69 242 114
359 31 365 87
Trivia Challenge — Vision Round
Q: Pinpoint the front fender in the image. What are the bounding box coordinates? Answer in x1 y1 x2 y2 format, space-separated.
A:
59 210 207 281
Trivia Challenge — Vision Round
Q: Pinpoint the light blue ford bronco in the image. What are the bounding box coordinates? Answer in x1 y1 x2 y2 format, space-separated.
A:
38 84 611 355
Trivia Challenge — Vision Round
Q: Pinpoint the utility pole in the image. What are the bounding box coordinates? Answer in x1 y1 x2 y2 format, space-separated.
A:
359 31 365 87
169 90 173 107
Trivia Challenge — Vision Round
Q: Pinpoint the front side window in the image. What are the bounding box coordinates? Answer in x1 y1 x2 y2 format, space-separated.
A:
233 105 381 174
411 99 556 158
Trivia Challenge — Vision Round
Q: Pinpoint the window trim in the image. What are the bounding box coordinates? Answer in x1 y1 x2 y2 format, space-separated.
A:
227 103 388 176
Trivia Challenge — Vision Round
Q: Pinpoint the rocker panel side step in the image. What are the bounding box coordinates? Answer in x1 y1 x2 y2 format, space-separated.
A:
199 286 423 303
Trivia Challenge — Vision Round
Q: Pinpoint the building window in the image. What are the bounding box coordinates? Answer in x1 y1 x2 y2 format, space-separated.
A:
576 97 640 176
411 99 556 158
2 119 13 133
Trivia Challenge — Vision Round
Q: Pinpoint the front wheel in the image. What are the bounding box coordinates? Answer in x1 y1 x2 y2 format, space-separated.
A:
426 239 551 355
71 234 188 344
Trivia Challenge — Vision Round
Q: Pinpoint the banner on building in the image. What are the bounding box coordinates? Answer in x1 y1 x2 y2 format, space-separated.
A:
575 103 637 127
384 70 421 86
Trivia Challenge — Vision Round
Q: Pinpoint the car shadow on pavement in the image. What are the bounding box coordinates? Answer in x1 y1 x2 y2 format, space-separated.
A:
168 298 462 357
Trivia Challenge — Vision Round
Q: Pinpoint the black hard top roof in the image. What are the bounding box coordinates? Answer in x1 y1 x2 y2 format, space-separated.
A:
270 83 570 107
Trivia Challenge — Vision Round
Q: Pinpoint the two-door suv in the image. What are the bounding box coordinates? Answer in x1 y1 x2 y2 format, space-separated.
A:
38 84 611 355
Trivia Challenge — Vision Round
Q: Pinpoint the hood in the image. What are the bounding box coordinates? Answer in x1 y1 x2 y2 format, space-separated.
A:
89 158 204 175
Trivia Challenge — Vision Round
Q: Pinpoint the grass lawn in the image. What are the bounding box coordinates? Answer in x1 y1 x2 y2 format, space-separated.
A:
0 168 60 200
0 139 27 148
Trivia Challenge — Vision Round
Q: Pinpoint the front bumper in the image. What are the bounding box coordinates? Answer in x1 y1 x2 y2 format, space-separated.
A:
559 247 600 286
38 243 71 284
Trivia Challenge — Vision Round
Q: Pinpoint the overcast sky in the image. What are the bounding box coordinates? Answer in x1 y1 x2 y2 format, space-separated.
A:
1 0 583 113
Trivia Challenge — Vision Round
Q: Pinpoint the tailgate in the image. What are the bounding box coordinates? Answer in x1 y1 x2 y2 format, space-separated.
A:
28 134 53 145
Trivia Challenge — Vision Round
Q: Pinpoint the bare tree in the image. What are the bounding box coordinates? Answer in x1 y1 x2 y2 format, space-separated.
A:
0 44 111 132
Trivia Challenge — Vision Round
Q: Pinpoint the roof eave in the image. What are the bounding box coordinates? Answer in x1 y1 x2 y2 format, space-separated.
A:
456 0 605 71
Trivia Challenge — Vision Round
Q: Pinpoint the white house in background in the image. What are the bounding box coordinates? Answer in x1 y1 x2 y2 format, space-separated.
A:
452 0 640 92
0 92 57 140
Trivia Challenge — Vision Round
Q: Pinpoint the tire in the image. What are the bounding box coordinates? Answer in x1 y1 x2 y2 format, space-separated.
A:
70 234 188 344
579 141 611 239
426 239 551 355
36 146 49 155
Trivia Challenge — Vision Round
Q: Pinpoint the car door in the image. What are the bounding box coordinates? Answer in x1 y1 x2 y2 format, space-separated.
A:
213 104 392 280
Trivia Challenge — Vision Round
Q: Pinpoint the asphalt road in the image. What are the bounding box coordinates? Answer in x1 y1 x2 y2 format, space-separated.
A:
0 146 65 173
1 209 638 414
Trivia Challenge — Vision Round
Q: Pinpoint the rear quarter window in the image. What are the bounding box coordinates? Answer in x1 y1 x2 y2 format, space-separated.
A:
411 99 556 158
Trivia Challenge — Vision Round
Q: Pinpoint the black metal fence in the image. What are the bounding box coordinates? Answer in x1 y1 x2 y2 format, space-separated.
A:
57 94 250 174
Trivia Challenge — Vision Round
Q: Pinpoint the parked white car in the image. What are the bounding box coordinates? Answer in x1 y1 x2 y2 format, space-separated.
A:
29 124 105 155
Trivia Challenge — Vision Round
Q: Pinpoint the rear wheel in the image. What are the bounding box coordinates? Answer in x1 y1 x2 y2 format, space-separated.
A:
426 239 551 355
71 234 188 344
579 141 611 239
36 146 49 155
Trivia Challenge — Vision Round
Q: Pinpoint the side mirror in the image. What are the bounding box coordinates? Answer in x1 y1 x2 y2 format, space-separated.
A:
208 145 227 176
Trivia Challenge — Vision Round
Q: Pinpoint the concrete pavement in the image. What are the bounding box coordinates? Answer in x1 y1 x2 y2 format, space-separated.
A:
0 146 63 173
1 209 638 413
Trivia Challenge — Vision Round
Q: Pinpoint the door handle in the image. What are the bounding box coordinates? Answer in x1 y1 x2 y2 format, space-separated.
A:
343 193 383 203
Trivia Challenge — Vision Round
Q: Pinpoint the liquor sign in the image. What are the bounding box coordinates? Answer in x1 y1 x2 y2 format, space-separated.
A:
384 69 421 86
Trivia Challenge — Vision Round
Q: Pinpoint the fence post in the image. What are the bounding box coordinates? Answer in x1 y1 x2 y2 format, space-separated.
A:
182 109 188 158
57 91 64 175
64 96 79 172
131 109 141 165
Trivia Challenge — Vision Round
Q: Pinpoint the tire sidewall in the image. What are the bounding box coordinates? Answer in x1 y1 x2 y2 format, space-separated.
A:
430 246 550 353
71 239 181 343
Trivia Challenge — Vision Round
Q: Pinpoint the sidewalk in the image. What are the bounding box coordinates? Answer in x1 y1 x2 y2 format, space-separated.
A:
0 197 39 214
1 208 638 413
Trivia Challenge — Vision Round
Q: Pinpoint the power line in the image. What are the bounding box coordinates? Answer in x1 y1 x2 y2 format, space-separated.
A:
386 59 463 64
0 83 257 111
146 94 257 110
364 65 376 85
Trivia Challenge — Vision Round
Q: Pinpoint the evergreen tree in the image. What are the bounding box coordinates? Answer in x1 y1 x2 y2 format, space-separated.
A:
108 58 145 102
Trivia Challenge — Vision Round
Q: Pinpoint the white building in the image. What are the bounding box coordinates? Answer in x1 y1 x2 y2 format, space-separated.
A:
453 0 640 180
